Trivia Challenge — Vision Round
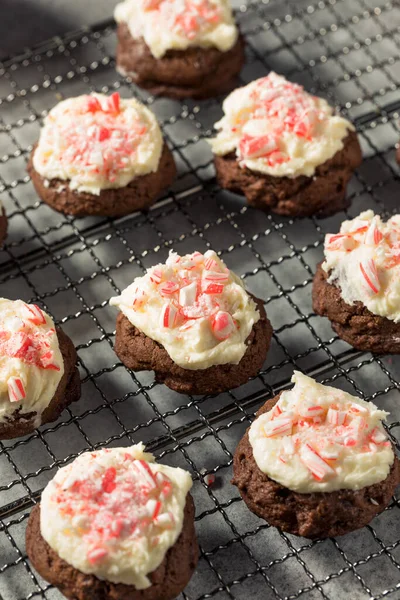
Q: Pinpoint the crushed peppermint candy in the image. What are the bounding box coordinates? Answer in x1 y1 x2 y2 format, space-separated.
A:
0 308 61 373
115 0 238 60
109 249 261 370
33 93 162 195
249 372 394 493
142 0 223 40
40 445 192 586
0 299 65 422
115 251 245 342
210 72 353 178
0 301 62 407
323 210 400 323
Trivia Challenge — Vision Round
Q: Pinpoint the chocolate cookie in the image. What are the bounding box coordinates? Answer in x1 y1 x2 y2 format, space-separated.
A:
26 496 199 600
0 327 81 440
28 143 176 218
116 24 245 100
0 211 7 245
214 131 362 217
114 296 272 395
232 395 400 538
312 262 400 354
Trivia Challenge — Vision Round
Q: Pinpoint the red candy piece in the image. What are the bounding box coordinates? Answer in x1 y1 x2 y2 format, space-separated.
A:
86 97 102 113
98 127 111 142
161 303 179 328
102 467 117 493
159 281 179 296
239 133 278 160
7 376 26 403
359 258 380 295
21 303 46 325
204 283 224 295
87 547 108 565
300 443 335 481
143 0 162 9
150 268 163 284
210 311 235 341
107 93 121 114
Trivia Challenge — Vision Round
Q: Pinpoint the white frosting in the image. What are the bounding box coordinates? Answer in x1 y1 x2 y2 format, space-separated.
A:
249 372 394 493
40 444 193 588
114 0 238 59
0 298 64 425
33 93 163 195
322 210 400 323
209 72 354 179
110 250 261 370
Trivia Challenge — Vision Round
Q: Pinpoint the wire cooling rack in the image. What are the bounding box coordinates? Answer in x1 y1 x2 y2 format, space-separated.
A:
1 1 400 599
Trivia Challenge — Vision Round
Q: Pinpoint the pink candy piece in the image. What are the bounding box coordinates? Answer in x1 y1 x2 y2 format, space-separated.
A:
150 268 163 284
263 417 293 438
133 460 158 490
161 303 179 328
159 281 179 296
204 257 219 271
7 376 26 402
365 218 383 246
203 283 224 295
239 133 278 160
304 405 325 417
204 473 216 486
326 234 357 252
300 443 335 481
87 547 108 565
143 0 162 9
370 428 387 444
21 303 46 326
360 258 380 295
326 407 346 426
107 93 120 114
40 350 61 371
210 311 236 340
86 97 102 113
203 271 229 284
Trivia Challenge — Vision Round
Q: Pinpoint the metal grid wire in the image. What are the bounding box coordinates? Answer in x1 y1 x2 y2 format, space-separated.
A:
1 0 400 598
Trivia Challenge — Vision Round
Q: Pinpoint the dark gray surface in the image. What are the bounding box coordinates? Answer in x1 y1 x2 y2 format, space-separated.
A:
0 0 118 58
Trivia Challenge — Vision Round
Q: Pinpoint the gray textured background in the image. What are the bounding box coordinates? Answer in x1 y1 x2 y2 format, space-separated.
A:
0 0 118 58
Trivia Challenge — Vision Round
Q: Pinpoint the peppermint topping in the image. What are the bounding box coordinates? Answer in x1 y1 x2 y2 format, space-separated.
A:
210 72 354 179
55 456 175 564
109 250 261 370
249 372 394 493
0 302 61 379
0 298 64 423
33 94 163 195
0 320 60 373
114 0 238 59
323 210 400 322
143 0 222 40
40 445 192 588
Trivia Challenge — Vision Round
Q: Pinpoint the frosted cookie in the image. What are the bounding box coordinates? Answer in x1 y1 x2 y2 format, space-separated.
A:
28 93 176 217
313 210 400 353
0 200 7 245
110 250 272 395
26 444 198 600
0 298 80 439
233 372 400 538
114 0 245 99
209 73 362 217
